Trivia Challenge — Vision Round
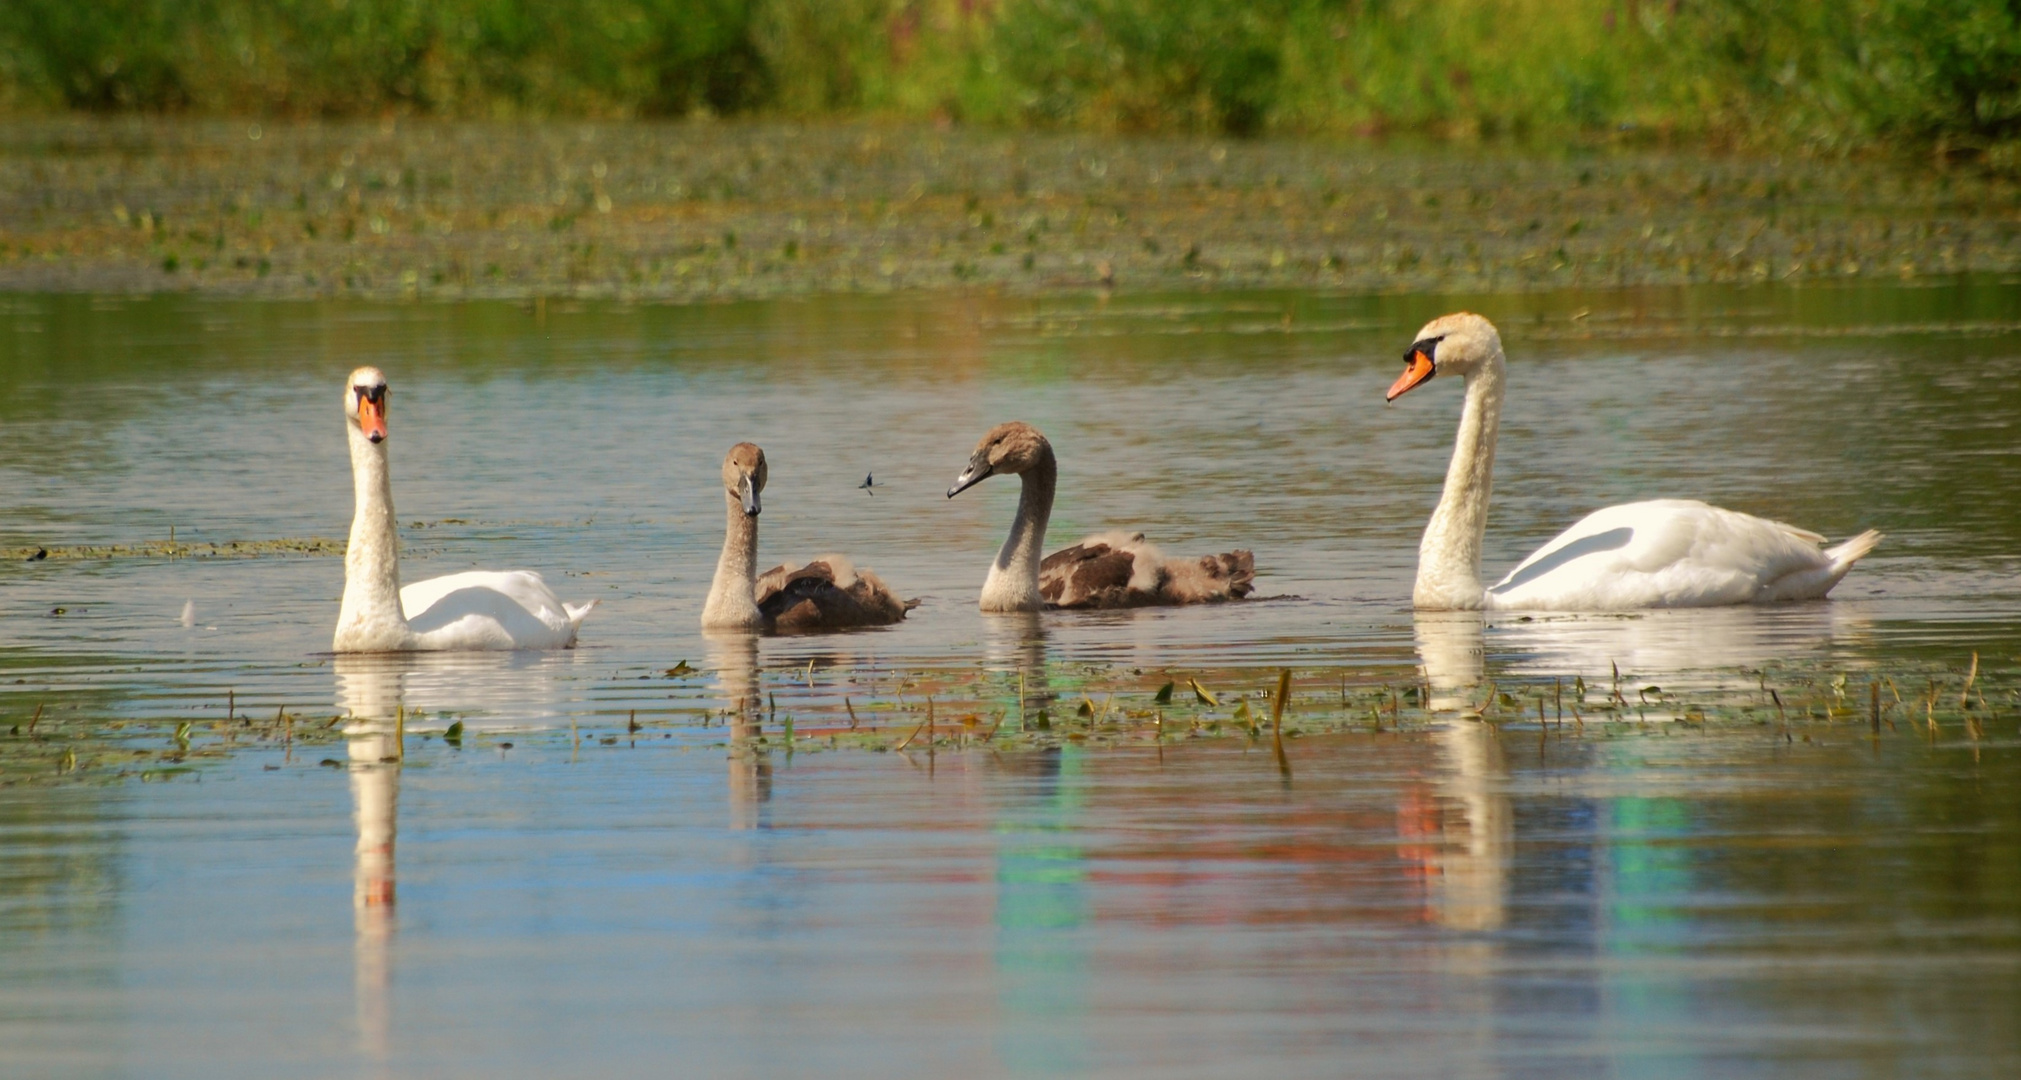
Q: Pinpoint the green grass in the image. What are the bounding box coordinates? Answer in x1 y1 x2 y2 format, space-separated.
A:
0 2 2016 162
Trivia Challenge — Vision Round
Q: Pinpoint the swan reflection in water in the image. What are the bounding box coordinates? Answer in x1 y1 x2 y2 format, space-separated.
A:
1407 612 1512 932
333 655 404 1063
1405 602 1870 933
1489 603 1870 689
332 650 586 1057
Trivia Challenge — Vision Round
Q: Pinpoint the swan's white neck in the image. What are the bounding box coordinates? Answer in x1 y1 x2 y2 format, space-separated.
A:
335 425 415 651
702 491 763 629
1415 346 1505 610
980 448 1056 612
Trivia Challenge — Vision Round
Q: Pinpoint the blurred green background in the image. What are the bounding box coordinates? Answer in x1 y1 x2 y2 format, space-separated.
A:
1 1 2016 157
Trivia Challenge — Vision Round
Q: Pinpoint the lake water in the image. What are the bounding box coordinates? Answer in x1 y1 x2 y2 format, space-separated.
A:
4 280 2020 1077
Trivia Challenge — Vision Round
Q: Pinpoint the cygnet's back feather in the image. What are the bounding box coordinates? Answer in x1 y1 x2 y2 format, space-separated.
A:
756 554 918 632
1039 531 1256 609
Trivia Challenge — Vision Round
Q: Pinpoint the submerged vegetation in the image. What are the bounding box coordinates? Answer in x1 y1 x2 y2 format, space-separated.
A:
3 538 344 561
0 2 2017 163
4 653 2014 786
3 117 2016 302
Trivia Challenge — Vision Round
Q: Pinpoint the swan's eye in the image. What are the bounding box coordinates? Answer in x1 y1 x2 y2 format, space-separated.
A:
1406 335 1445 364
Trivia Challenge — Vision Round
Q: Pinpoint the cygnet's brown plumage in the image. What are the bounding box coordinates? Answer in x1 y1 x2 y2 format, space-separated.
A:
1040 531 1256 609
946 421 1256 612
701 443 916 633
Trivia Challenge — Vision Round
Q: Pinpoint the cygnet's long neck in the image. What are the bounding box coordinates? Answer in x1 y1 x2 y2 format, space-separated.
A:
1416 346 1506 610
980 445 1056 612
702 491 763 629
335 426 413 650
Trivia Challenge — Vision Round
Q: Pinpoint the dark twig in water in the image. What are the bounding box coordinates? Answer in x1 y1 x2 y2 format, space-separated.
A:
1270 669 1292 781
894 709 929 753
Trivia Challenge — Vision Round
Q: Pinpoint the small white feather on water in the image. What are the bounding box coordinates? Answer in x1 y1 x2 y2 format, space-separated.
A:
180 600 196 627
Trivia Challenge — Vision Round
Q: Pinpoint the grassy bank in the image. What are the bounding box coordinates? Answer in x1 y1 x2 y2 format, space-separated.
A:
2 2 2017 162
1 118 2016 301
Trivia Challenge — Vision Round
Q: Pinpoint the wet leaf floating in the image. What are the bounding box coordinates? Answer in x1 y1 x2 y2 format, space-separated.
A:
665 660 694 677
319 758 341 768
443 721 464 747
1077 698 1095 719
27 548 47 561
1154 681 1174 705
1189 679 1219 707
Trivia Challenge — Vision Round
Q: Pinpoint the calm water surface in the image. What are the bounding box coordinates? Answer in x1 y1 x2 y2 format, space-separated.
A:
3 281 2021 1076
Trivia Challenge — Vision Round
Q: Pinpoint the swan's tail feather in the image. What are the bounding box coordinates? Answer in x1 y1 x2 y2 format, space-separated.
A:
1208 549 1257 600
564 599 600 628
1826 529 1883 571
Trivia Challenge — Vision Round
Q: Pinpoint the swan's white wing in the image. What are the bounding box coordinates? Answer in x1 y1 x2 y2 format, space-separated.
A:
1484 499 1841 610
400 570 590 650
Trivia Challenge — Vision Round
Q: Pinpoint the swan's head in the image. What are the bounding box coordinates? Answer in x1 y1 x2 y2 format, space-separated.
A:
948 421 1050 498
1386 312 1502 402
345 366 390 443
722 442 767 517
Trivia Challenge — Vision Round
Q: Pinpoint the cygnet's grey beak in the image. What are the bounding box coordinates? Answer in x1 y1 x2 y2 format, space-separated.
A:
738 473 761 517
947 454 992 498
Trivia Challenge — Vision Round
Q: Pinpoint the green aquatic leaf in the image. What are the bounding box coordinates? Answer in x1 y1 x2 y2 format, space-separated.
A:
1154 681 1174 705
443 721 464 747
1189 679 1219 707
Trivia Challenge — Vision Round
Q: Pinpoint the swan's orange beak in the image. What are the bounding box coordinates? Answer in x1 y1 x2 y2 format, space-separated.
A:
358 396 387 443
1386 349 1435 402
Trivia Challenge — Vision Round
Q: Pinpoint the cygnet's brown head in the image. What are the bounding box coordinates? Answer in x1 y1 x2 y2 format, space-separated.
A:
722 442 767 517
948 421 1051 498
1386 312 1503 402
345 366 389 443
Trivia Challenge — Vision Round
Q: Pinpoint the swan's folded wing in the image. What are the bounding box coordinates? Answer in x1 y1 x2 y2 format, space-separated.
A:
401 570 581 648
1487 500 1838 609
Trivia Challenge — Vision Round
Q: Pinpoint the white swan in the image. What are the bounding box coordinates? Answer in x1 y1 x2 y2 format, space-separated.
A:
1385 313 1882 611
333 367 595 651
